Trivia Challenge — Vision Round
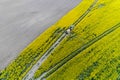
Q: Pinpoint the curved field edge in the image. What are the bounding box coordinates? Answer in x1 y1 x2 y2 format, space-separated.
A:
34 0 120 79
34 0 97 78
0 0 92 80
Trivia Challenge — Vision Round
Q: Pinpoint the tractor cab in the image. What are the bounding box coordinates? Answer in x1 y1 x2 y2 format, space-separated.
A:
65 25 74 34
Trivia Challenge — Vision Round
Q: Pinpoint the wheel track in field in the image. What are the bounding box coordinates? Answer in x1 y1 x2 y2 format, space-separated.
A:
23 30 68 80
38 23 120 80
36 0 98 79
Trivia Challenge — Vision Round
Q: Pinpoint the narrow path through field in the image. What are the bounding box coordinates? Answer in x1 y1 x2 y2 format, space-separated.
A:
38 23 120 80
0 0 81 70
23 28 71 80
36 0 98 80
23 0 98 80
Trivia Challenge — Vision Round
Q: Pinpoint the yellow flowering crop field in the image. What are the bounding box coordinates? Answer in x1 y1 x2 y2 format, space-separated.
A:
0 0 120 80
